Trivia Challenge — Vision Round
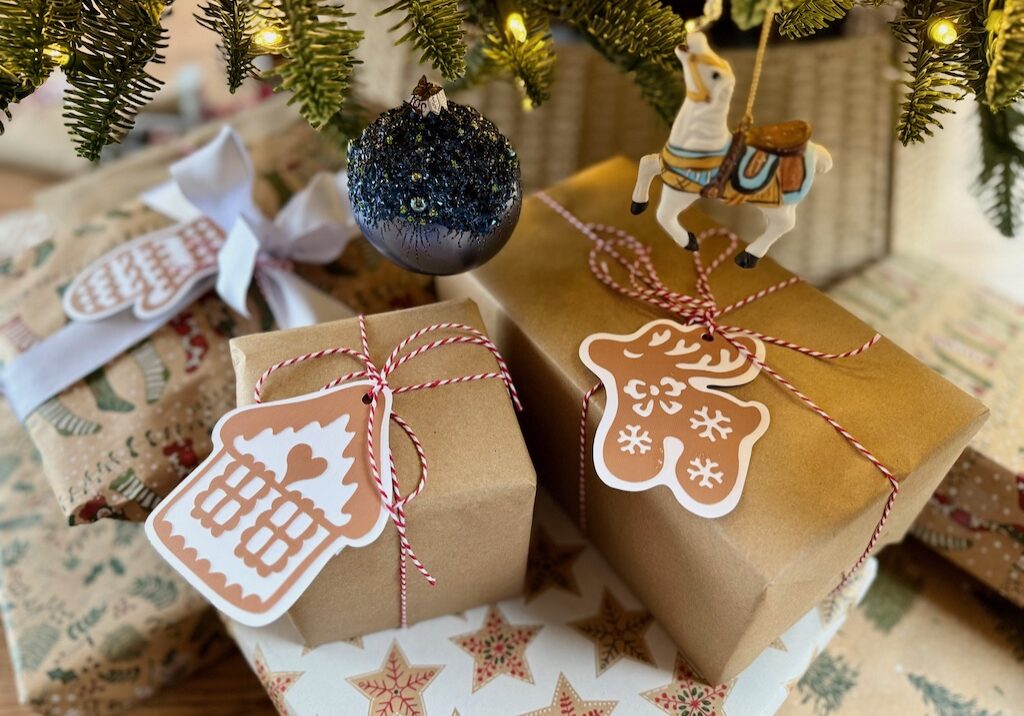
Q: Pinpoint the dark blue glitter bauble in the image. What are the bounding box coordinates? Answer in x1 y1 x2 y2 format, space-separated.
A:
346 87 522 275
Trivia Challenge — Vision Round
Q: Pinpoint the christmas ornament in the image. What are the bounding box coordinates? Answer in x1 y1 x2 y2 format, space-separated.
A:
347 77 522 275
630 28 833 269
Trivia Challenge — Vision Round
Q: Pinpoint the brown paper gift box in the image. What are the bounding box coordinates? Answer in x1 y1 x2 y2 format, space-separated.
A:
437 158 989 682
229 299 537 644
830 253 1024 606
0 116 433 525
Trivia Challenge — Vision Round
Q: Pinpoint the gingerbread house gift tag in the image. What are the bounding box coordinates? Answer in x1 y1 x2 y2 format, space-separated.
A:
580 320 770 518
145 380 392 626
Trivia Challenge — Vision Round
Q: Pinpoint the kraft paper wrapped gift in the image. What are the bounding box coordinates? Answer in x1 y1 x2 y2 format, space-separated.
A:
0 405 231 715
437 158 988 682
225 492 877 716
0 120 433 525
218 299 536 644
830 253 1024 607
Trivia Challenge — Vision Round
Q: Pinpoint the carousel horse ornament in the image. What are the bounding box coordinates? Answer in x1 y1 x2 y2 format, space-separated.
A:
630 32 833 268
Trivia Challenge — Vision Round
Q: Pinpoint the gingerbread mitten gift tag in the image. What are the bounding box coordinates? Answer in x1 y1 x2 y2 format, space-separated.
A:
63 218 225 321
580 320 770 518
145 381 392 626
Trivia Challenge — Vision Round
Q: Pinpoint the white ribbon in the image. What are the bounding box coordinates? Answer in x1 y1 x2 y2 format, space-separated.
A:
0 126 357 421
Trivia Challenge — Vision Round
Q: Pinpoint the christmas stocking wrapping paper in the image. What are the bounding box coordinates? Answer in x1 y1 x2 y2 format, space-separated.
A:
830 253 1024 606
226 491 875 716
0 403 233 715
0 119 433 526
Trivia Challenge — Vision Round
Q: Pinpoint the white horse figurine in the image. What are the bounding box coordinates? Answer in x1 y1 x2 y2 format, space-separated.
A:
631 32 833 268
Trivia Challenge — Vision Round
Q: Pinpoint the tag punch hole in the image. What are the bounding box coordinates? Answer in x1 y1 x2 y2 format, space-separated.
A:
362 392 373 405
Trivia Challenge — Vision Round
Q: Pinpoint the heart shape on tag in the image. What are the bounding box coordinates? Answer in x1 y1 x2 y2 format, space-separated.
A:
284 444 329 486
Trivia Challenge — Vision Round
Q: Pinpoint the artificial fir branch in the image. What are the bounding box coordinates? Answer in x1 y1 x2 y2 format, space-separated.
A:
63 0 171 160
0 0 82 132
377 0 466 80
893 0 984 144
196 0 260 93
974 102 1024 236
258 0 363 128
986 0 1024 109
777 0 854 39
463 2 555 106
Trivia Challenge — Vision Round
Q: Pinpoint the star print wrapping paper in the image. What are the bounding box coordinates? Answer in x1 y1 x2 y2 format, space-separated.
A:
437 158 987 682
227 299 536 646
0 402 233 715
225 491 876 716
0 113 433 526
830 254 1024 607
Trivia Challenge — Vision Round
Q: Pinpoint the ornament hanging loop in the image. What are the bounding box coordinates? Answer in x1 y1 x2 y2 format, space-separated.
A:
739 0 779 133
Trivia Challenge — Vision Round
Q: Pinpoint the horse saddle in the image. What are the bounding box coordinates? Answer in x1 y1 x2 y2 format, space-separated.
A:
700 120 812 200
745 120 811 155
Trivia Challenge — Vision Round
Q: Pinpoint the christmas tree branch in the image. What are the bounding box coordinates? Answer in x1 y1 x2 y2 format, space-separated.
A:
377 0 466 80
974 102 1024 236
63 0 171 160
258 0 363 128
986 0 1024 109
196 0 260 93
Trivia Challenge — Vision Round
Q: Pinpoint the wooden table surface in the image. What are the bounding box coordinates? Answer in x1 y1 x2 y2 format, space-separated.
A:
0 629 276 716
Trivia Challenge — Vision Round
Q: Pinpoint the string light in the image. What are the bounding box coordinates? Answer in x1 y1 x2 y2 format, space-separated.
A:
43 42 71 67
505 12 528 43
253 25 285 52
928 18 959 47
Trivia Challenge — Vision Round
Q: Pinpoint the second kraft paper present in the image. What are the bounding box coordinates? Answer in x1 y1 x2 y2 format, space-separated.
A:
438 158 988 682
146 300 536 646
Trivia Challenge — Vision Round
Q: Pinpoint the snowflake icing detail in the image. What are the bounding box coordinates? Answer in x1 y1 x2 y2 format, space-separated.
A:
689 406 733 442
687 458 724 489
617 424 653 455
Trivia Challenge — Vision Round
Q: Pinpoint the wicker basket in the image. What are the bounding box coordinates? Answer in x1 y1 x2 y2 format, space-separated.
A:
355 11 898 286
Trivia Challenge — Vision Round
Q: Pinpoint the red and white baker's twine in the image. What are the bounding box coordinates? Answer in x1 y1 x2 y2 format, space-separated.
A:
254 316 521 626
537 191 896 590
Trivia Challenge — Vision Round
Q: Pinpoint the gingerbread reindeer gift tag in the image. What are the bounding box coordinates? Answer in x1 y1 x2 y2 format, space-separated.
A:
580 320 770 518
145 380 393 626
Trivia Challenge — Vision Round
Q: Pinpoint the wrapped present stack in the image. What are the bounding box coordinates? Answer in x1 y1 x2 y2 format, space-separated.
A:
830 253 1024 606
227 492 877 716
0 37 1016 716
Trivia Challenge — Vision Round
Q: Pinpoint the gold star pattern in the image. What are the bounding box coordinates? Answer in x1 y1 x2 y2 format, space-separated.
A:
252 645 303 716
769 636 788 652
524 526 586 602
347 641 442 716
571 589 655 675
301 634 363 656
451 605 543 692
641 654 731 716
520 673 618 716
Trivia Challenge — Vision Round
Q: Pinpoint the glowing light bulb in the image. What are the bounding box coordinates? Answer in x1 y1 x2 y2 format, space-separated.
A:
43 43 71 67
928 18 959 47
254 26 285 52
505 12 528 43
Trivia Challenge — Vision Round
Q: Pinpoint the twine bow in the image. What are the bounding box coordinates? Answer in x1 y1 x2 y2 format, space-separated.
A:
252 316 522 626
536 191 897 589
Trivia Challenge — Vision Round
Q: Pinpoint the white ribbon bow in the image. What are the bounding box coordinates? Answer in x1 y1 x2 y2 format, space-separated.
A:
0 126 357 422
141 126 356 328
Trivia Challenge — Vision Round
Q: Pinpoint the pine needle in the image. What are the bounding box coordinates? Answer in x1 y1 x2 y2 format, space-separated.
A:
986 0 1024 110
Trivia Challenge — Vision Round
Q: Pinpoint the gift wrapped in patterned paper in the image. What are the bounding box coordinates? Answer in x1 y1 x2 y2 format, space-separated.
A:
225 492 876 716
0 114 433 526
830 253 1024 607
0 404 233 715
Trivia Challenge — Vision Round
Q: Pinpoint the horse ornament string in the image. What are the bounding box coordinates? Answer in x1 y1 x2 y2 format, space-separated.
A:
630 9 833 269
